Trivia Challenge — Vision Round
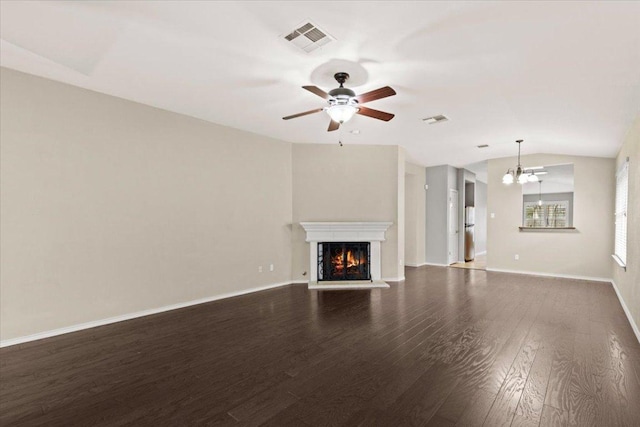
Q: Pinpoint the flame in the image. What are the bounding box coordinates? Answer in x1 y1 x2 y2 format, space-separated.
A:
346 250 357 268
332 249 363 271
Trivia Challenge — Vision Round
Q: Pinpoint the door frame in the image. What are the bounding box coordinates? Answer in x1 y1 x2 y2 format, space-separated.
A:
448 189 459 265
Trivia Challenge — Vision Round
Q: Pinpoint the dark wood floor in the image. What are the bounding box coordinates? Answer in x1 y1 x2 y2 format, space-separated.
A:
1 266 639 426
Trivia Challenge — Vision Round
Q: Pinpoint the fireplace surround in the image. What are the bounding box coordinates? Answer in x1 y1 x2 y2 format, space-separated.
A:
300 222 392 290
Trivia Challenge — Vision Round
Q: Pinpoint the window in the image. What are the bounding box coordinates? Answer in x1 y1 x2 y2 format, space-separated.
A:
614 159 629 267
523 201 569 228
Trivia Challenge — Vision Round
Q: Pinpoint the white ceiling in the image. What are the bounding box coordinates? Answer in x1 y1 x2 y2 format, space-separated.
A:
2 1 639 168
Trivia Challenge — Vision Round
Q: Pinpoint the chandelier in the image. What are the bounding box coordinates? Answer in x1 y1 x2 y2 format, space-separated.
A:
502 139 540 184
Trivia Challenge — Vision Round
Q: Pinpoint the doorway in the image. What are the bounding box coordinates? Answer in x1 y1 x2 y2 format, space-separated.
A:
451 254 487 270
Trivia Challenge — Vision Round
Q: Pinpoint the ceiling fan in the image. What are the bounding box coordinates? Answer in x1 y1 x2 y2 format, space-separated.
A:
282 72 396 132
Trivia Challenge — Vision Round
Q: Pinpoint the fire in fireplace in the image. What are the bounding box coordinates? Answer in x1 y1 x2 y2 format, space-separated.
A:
318 242 371 281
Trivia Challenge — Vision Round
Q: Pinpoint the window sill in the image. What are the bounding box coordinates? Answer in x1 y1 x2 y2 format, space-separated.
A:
612 254 627 271
519 227 577 232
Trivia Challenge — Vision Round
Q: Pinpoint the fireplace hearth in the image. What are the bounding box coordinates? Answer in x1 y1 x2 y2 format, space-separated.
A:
318 242 370 281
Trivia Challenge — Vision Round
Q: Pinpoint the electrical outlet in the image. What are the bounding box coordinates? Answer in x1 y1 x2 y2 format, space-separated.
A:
258 266 263 273
269 264 274 272
490 213 495 219
514 254 519 260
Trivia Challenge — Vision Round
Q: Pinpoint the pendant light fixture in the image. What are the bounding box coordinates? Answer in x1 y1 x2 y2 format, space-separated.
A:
502 139 539 185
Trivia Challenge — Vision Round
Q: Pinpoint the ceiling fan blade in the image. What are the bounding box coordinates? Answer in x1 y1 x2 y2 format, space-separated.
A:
282 108 324 120
328 120 340 132
357 106 395 122
303 85 331 100
354 86 396 104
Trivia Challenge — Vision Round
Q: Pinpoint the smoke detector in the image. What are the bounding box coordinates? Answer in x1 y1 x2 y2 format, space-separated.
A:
282 21 334 53
422 115 449 124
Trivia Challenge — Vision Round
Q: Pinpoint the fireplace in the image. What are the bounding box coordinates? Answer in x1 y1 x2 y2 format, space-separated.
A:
300 222 392 289
318 242 371 281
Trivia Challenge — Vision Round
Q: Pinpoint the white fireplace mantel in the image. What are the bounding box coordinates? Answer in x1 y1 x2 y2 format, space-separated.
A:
300 222 393 243
300 222 392 287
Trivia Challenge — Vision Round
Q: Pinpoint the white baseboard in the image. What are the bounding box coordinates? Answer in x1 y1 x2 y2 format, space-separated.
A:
0 281 298 348
423 262 450 267
610 280 640 345
405 262 427 268
476 251 487 256
382 276 405 282
485 268 612 283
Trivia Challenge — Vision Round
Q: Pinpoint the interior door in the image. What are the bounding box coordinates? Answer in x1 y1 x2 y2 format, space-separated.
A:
449 189 459 264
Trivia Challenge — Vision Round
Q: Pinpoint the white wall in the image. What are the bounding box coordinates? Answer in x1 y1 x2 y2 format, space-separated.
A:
0 68 293 340
397 149 406 275
405 162 426 267
425 166 448 265
487 153 614 280
612 116 640 336
475 181 487 254
291 144 404 281
425 165 458 265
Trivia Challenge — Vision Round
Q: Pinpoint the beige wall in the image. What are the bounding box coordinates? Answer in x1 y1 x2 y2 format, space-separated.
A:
291 144 404 281
397 149 406 276
613 116 640 333
405 162 426 266
487 154 614 279
0 69 293 340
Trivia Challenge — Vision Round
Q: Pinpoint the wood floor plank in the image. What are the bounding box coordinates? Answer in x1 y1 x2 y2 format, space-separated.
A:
455 388 496 427
483 326 542 426
543 330 575 413
514 328 554 424
608 356 640 426
510 414 539 427
426 414 456 427
540 403 568 427
567 332 598 426
1 267 639 426
227 388 299 426
389 362 459 425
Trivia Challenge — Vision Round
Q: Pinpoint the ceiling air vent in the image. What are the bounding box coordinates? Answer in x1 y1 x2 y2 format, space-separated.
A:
422 115 449 124
282 21 334 53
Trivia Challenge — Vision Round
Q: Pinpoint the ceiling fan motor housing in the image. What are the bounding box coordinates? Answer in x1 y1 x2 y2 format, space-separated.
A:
328 87 357 106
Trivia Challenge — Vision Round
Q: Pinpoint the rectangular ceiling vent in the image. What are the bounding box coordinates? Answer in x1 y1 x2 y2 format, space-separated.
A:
283 21 334 53
422 115 449 124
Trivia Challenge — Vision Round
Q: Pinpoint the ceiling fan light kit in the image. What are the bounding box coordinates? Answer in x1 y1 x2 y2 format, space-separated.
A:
502 139 542 185
327 104 358 123
283 72 396 132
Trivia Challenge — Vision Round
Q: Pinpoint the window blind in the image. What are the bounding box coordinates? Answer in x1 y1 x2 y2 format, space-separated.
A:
523 201 569 228
614 159 629 266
